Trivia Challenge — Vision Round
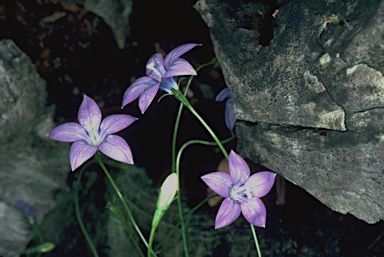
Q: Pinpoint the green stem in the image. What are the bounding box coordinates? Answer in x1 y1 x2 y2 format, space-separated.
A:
147 223 157 257
169 58 222 257
170 71 199 257
177 137 235 170
250 224 262 257
186 104 229 160
176 187 189 257
95 154 155 257
195 58 219 72
30 219 44 257
171 75 191 257
116 209 145 257
171 88 229 161
75 164 100 257
171 58 220 176
171 89 186 174
171 136 235 255
154 194 219 252
30 221 44 244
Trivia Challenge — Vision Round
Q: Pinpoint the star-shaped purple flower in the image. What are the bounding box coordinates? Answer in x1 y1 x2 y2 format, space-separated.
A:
201 150 276 229
48 95 137 171
122 43 201 114
216 88 236 134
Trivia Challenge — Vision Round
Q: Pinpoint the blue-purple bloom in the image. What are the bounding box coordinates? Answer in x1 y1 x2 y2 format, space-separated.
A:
15 200 36 220
201 150 276 229
216 88 236 134
48 95 137 171
122 43 201 114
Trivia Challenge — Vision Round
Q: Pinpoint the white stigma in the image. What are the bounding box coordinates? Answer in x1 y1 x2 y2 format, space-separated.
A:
230 185 243 201
147 62 162 78
90 126 99 146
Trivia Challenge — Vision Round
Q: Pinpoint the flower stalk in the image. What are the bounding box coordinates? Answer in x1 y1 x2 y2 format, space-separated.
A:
148 173 178 257
95 153 155 256
74 163 100 257
251 224 262 257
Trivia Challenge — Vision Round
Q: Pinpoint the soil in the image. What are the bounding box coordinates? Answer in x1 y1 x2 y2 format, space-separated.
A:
0 0 383 256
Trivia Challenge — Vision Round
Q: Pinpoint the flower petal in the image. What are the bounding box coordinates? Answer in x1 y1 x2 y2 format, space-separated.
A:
78 95 102 133
138 82 160 114
215 197 241 229
163 59 197 78
48 122 88 142
164 43 200 69
228 150 250 185
225 98 236 134
99 135 134 165
245 172 276 198
201 172 232 198
146 53 165 80
122 76 158 108
240 197 267 228
70 140 97 171
215 88 231 102
100 114 138 137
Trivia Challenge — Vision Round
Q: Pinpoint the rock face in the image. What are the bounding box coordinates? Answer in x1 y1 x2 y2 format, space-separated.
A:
195 0 384 223
71 0 132 49
0 39 68 255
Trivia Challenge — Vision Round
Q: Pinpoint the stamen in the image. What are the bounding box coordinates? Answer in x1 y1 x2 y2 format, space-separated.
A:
230 185 243 201
91 126 99 146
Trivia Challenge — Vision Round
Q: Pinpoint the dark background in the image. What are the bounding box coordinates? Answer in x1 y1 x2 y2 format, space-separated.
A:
0 0 383 256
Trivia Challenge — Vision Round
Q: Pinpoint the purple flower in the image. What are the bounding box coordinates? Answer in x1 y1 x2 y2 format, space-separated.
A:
15 200 36 220
201 150 276 229
122 43 201 114
216 88 236 134
48 95 137 171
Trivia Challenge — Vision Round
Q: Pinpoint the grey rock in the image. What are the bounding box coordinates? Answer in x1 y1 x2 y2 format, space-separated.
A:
70 0 132 49
0 39 68 255
195 0 384 223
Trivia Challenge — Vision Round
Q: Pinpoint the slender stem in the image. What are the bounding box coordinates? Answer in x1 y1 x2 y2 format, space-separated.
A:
75 165 100 257
176 183 189 257
171 72 193 257
195 58 218 72
154 194 219 252
172 136 235 255
28 218 44 257
147 224 157 257
177 137 236 169
250 224 262 257
95 154 155 256
118 211 145 257
30 217 44 243
186 105 229 160
172 101 185 173
171 58 220 174
170 58 222 257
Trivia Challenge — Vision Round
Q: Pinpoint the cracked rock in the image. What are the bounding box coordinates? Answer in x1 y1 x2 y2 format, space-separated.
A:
0 39 69 255
70 0 132 49
196 0 384 223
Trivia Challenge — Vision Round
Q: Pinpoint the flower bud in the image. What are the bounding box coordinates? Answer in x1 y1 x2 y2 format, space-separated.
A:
156 173 178 212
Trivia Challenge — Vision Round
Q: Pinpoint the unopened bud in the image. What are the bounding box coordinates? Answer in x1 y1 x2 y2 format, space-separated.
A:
156 173 178 212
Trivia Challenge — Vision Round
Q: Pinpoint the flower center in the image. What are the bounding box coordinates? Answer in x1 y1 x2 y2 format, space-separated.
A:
230 185 244 201
90 126 100 146
230 185 253 201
